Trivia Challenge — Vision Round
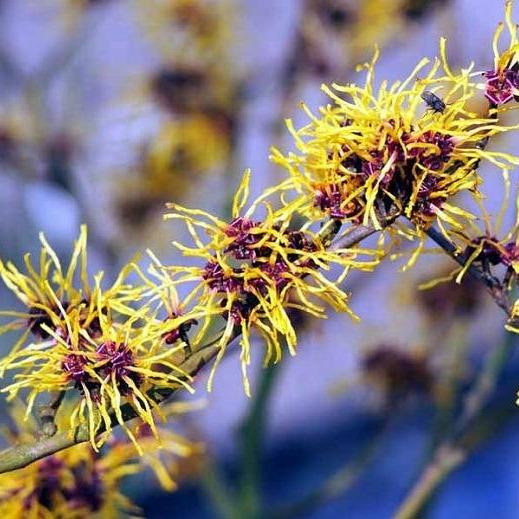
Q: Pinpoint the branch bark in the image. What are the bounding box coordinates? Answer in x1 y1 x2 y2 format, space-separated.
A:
394 445 466 519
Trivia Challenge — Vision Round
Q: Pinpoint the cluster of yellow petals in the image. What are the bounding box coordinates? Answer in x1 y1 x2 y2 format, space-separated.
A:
271 41 519 239
135 0 236 62
0 227 193 451
0 226 140 356
3 3 519 485
162 171 382 394
117 114 231 222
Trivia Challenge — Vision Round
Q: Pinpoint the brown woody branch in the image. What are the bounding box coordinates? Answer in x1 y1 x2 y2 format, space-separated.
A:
425 226 512 314
0 212 512 475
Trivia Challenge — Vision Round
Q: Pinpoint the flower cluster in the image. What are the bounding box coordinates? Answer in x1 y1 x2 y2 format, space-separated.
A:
111 0 239 234
163 171 382 393
362 344 433 400
116 114 231 227
271 42 519 239
3 4 519 502
135 0 235 60
0 227 193 450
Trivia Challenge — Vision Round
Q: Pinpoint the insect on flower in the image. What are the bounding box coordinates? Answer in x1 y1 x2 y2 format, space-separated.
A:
420 90 446 113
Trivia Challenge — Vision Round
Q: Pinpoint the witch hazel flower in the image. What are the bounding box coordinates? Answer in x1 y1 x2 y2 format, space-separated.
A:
163 170 381 395
272 39 519 239
483 1 519 106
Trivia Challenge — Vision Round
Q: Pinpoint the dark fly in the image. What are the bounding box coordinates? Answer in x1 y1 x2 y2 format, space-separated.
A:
421 90 446 113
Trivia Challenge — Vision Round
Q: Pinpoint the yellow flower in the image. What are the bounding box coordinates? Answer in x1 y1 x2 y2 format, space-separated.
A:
146 114 230 186
0 401 200 517
483 1 519 106
361 344 432 401
163 171 381 394
0 443 140 518
0 225 141 358
271 41 519 236
0 296 193 451
303 0 406 62
133 0 236 65
116 114 231 227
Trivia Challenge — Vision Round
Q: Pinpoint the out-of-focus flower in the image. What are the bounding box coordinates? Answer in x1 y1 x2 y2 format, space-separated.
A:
483 1 519 106
272 42 519 237
116 114 231 228
402 0 450 20
63 0 111 10
133 0 236 65
0 226 140 357
416 265 484 321
163 171 382 394
0 443 140 518
332 342 434 409
0 401 199 517
0 101 46 174
150 64 237 118
132 0 241 124
290 0 450 79
112 0 240 239
362 344 433 401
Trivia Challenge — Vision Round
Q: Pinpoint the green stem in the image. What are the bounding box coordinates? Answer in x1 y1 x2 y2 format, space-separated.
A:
394 444 466 519
428 320 470 451
453 331 516 439
238 362 281 518
199 457 237 519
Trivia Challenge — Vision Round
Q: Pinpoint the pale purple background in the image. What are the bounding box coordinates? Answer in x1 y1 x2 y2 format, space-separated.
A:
0 1 518 517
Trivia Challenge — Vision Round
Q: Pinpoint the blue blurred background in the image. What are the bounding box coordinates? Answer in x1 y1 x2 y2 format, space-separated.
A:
1 0 519 517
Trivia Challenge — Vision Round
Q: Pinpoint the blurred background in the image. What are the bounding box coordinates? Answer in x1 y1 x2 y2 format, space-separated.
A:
1 0 519 517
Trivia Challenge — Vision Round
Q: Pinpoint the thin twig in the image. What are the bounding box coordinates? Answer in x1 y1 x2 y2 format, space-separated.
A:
238 363 281 518
199 458 237 519
390 218 516 518
425 226 511 314
394 330 517 519
454 331 516 438
393 444 466 519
